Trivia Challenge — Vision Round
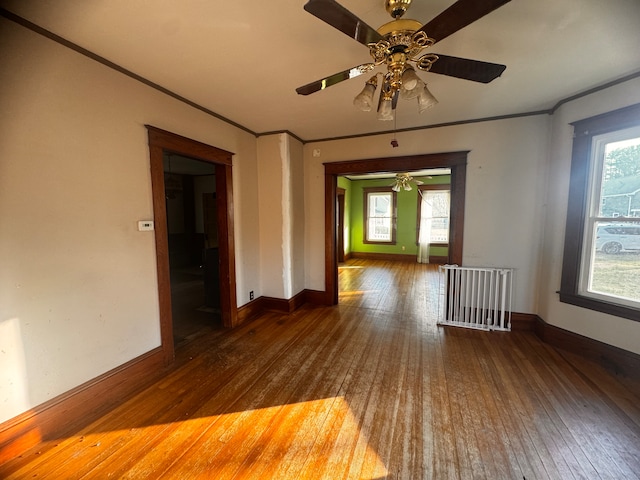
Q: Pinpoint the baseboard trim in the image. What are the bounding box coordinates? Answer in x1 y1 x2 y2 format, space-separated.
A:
262 293 300 314
351 252 417 262
534 316 640 381
350 251 448 264
237 289 327 323
304 289 329 305
429 255 449 264
511 312 537 331
237 297 265 324
0 346 165 465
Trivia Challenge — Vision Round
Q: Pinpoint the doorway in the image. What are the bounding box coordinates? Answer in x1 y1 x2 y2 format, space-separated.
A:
324 152 468 305
163 154 220 346
147 126 238 365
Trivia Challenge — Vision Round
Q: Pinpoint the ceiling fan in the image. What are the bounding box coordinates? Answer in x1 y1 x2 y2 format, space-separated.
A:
296 0 511 119
391 172 424 191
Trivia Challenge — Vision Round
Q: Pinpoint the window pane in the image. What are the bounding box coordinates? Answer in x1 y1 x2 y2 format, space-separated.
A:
421 190 450 243
368 217 391 241
600 137 640 218
586 221 640 304
369 194 391 217
365 191 395 243
580 130 640 308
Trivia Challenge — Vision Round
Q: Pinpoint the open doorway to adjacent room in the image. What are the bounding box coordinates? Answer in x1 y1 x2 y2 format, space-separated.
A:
324 152 467 305
147 126 238 365
163 153 221 346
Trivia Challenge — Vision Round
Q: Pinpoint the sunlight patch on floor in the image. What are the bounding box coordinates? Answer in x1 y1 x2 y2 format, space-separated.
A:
338 290 377 297
25 397 390 479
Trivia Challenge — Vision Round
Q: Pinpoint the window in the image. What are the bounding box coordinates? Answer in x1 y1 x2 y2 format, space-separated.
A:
416 185 451 245
364 187 397 244
560 103 640 321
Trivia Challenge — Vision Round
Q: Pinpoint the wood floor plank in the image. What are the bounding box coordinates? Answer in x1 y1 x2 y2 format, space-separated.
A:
2 259 640 479
501 332 581 479
515 332 640 479
117 307 349 479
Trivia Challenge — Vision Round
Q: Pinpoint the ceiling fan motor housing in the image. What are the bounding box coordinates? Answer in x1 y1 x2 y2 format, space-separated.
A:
371 18 436 94
385 0 412 19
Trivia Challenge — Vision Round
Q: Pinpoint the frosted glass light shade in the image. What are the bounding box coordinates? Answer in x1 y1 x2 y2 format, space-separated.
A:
377 98 394 121
353 83 377 111
400 78 423 100
401 68 420 91
417 84 438 113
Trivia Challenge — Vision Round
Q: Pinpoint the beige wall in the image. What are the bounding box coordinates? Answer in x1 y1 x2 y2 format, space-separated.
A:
0 18 260 423
304 115 551 314
257 134 306 300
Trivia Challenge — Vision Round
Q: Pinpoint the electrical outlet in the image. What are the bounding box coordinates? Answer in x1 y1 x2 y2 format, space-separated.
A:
249 291 254 300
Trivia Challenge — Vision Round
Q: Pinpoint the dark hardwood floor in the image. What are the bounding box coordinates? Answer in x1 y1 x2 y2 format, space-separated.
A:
2 259 639 479
170 266 221 346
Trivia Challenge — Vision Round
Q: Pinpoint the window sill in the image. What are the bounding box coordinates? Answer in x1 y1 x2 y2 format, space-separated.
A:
559 291 640 322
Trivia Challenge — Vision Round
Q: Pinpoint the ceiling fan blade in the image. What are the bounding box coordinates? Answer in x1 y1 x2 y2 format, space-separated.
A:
303 0 384 47
429 54 506 83
296 63 376 95
418 0 511 44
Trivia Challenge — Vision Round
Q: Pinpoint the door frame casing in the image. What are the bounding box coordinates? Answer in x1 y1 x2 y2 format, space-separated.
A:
336 187 346 263
146 125 238 364
324 152 468 305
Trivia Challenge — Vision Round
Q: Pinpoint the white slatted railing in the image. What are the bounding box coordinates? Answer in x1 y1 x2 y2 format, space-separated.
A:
438 265 513 331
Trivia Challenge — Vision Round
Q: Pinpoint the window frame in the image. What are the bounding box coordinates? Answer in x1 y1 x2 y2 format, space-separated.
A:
363 187 397 245
560 103 640 322
415 184 451 246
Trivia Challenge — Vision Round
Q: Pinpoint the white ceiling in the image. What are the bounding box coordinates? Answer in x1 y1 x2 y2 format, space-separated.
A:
3 0 639 142
345 168 451 180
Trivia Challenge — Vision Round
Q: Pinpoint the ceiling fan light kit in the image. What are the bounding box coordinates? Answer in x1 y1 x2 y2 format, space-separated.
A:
353 75 378 111
391 172 424 192
417 83 439 112
298 0 510 120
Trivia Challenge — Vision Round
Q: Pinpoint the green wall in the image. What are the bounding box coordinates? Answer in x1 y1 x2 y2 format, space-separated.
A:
342 175 450 258
337 176 352 255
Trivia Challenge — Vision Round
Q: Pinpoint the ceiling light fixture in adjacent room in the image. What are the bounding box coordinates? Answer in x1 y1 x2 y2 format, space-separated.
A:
391 172 423 191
